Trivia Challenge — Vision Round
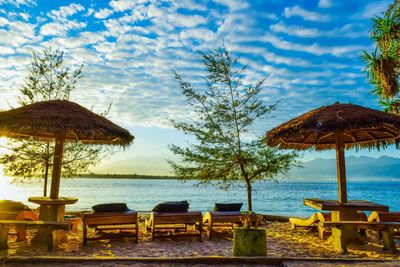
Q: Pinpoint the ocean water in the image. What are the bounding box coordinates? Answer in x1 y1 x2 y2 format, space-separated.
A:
0 177 399 217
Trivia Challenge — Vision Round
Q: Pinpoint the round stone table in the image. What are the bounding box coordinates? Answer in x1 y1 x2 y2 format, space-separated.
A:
28 197 78 222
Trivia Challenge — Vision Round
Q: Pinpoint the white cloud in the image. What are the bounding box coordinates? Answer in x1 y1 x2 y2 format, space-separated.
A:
19 12 29 21
40 20 87 37
0 0 35 7
0 16 8 26
0 21 37 47
0 46 14 54
94 8 113 19
361 1 392 18
49 3 85 19
213 0 249 12
0 0 380 139
87 8 95 16
45 31 105 49
173 0 207 11
262 34 365 57
270 23 320 38
9 21 35 38
284 5 330 22
103 18 134 37
168 13 206 28
110 0 143 12
270 22 367 39
180 28 215 42
318 0 332 8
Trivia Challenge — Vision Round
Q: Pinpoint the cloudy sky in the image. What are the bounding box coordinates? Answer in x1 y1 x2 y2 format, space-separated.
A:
0 0 397 174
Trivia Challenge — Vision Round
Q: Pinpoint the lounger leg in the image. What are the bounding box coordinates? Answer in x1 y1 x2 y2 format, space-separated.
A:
47 226 54 252
318 226 326 239
198 220 202 241
382 227 397 254
16 227 27 241
330 227 348 253
0 226 8 249
207 218 213 240
135 221 139 244
151 219 155 241
82 222 87 246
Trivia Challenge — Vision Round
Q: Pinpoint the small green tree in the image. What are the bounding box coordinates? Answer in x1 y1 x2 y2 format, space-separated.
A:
169 48 299 212
0 48 110 196
362 0 400 113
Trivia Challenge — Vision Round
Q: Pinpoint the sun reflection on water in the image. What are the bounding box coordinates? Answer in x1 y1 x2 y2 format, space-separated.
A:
0 175 43 206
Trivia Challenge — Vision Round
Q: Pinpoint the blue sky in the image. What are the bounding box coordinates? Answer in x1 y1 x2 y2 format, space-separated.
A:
0 0 398 175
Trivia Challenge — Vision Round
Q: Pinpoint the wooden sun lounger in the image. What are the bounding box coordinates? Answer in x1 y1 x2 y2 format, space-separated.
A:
202 211 257 240
290 211 367 239
368 211 400 234
82 211 138 245
0 210 39 241
321 221 399 254
0 220 69 252
146 211 202 241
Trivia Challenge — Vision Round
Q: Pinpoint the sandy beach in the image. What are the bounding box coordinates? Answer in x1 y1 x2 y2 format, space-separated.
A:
0 215 399 266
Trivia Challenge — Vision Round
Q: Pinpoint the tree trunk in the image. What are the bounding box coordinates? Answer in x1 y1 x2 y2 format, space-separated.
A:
43 141 50 197
43 161 49 197
245 179 252 212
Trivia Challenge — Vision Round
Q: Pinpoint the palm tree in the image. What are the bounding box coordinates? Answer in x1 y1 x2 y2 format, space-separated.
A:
363 0 400 113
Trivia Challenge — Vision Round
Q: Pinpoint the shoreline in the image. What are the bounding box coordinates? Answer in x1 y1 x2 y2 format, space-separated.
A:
2 218 399 266
2 255 400 267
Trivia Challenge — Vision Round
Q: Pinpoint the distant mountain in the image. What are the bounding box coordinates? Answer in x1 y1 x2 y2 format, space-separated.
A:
90 155 174 176
91 154 400 181
289 155 400 181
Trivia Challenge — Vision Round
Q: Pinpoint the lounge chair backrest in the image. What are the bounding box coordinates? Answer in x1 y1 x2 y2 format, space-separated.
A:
92 203 129 213
0 200 30 211
213 203 242 212
152 201 189 212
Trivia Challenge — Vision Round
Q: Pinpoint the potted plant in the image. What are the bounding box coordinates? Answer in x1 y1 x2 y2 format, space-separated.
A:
233 212 267 256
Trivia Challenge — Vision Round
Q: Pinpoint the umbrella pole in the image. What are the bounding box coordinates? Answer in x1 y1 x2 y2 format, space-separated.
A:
336 132 347 203
50 134 65 199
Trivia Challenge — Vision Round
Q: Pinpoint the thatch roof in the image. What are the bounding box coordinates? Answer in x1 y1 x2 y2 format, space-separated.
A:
267 102 400 150
0 100 134 146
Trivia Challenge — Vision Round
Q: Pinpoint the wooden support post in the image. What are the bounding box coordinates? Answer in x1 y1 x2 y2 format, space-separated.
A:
82 221 87 246
330 226 348 253
207 217 213 240
151 219 155 241
135 221 138 244
0 226 8 249
46 226 54 252
198 220 203 241
336 132 347 203
382 226 397 253
50 134 65 199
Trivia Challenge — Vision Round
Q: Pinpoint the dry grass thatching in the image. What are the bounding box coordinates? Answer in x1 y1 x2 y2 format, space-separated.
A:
267 102 400 151
0 100 134 146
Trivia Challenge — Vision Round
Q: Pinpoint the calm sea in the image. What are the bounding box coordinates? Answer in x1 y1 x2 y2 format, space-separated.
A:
0 177 399 217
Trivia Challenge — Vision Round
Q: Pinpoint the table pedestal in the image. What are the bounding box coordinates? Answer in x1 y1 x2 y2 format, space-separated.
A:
28 197 78 245
330 210 362 252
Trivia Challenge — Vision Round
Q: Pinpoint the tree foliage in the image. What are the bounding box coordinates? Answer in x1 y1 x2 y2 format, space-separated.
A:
0 48 110 196
169 48 299 212
362 0 400 113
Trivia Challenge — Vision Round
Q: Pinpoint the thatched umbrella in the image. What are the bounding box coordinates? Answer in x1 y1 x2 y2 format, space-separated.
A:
0 100 134 200
267 102 400 203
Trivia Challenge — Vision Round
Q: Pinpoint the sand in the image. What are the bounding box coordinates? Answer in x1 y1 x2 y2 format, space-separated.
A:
0 215 399 266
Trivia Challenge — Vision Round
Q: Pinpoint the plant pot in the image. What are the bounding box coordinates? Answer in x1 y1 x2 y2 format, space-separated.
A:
233 227 267 256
